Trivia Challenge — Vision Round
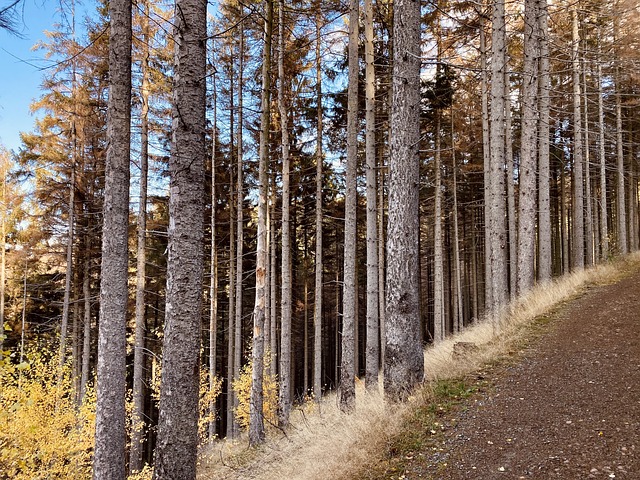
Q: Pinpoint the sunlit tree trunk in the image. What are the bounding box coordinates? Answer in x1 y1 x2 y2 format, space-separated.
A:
249 0 272 447
451 112 463 332
340 0 359 412
517 0 539 294
433 109 444 343
571 6 585 271
93 0 131 474
487 0 509 315
364 0 379 389
537 0 552 282
583 54 594 267
153 0 206 473
615 69 627 255
384 0 423 402
278 0 293 425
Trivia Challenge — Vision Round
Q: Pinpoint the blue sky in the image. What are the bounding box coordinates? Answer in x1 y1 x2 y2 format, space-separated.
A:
0 0 58 152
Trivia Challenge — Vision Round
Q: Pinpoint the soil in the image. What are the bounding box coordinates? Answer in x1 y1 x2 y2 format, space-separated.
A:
403 270 640 479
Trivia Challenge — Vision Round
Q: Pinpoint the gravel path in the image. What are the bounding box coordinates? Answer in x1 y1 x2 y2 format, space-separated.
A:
409 270 640 479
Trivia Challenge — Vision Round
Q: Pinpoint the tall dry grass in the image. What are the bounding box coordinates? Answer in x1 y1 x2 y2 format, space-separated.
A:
197 253 640 480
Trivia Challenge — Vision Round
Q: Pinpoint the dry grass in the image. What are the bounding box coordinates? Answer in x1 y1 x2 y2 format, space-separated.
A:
197 252 640 480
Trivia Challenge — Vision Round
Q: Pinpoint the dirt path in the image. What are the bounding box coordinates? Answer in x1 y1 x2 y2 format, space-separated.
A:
407 270 640 479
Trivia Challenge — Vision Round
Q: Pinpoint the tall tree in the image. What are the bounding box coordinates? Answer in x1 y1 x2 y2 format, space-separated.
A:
313 0 324 401
278 0 293 426
486 0 509 314
517 0 540 293
93 0 132 475
153 0 206 474
249 0 273 447
537 0 552 282
364 0 379 389
571 5 585 271
130 0 151 470
340 0 359 412
384 0 423 402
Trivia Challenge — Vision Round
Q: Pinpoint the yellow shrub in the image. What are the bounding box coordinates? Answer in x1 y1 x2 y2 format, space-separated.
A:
232 350 278 430
0 351 95 479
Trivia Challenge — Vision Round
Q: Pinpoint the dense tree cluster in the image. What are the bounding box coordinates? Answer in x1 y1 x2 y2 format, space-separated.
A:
1 0 640 477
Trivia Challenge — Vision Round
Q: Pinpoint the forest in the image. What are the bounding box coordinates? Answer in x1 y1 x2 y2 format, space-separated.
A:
1 0 640 478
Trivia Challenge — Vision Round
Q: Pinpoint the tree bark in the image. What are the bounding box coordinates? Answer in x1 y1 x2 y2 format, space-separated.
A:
537 0 552 281
313 0 324 401
364 0 379 390
153 0 206 474
517 0 539 294
571 6 585 271
384 0 423 402
93 0 131 475
130 3 150 469
340 0 359 412
278 0 293 425
249 0 272 447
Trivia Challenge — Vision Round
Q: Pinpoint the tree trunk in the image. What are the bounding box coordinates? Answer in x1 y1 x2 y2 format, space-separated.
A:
433 109 444 343
384 0 423 402
571 6 585 271
279 0 293 425
153 0 206 474
93 0 131 474
249 0 273 447
364 0 379 390
340 0 359 412
130 3 150 469
537 0 552 282
480 15 492 312
615 68 627 255
583 54 594 267
451 112 463 332
517 0 539 294
487 0 509 316
313 0 323 401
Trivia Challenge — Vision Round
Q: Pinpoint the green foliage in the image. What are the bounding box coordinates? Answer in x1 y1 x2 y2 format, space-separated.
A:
0 350 95 479
232 350 278 430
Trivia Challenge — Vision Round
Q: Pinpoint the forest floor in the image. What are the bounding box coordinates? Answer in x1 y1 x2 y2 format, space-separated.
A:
388 268 640 479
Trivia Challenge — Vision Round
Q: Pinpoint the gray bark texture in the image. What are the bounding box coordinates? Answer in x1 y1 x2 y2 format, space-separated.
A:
517 0 539 294
130 5 150 469
571 7 585 271
364 0 379 390
313 0 323 401
433 111 444 343
340 0 359 412
487 0 509 315
153 0 206 475
93 0 131 475
537 0 552 282
249 0 272 447
278 0 293 425
384 0 424 403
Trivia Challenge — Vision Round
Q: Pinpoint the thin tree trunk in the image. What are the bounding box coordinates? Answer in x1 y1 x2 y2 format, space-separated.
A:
249 0 273 447
480 15 492 312
0 157 6 355
537 0 552 282
517 0 539 294
615 67 627 254
80 253 91 402
209 47 219 441
384 0 423 402
583 55 594 267
487 0 509 316
433 109 444 343
278 0 293 425
451 112 463 333
130 4 150 469
58 165 75 371
364 0 379 390
153 0 206 473
505 68 517 298
571 6 585 271
340 0 359 412
93 0 132 474
313 0 323 401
